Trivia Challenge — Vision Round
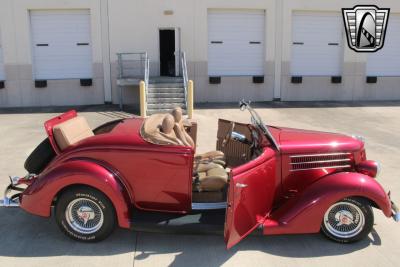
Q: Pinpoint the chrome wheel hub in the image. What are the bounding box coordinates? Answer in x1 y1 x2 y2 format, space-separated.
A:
324 202 365 239
66 198 104 234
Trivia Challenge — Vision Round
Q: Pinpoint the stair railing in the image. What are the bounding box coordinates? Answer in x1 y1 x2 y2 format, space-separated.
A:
116 52 149 111
181 52 189 109
144 55 150 105
117 52 148 80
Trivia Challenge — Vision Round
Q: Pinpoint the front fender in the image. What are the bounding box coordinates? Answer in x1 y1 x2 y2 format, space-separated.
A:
20 160 131 229
265 172 391 235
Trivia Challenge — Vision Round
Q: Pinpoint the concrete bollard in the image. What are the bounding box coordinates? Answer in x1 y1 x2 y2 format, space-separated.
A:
140 81 147 117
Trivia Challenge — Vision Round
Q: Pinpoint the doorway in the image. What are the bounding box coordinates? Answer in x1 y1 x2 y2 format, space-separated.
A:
159 28 180 76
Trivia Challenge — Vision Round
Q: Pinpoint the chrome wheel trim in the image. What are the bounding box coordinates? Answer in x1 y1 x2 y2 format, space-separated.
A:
65 198 104 235
323 201 365 239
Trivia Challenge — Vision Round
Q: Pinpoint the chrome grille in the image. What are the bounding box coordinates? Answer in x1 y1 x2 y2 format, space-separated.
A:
290 152 353 171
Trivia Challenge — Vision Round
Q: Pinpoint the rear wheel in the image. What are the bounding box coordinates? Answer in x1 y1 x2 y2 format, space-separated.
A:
55 186 116 242
321 197 374 243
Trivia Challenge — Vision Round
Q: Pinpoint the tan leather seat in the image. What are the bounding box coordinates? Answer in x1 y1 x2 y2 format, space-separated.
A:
53 116 94 150
141 113 183 146
193 163 228 192
171 107 225 166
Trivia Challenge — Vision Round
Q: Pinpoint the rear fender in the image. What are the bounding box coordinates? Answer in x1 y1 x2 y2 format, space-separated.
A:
20 160 131 229
264 172 391 235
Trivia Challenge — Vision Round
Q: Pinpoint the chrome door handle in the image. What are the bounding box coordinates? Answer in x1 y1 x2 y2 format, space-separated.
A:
236 183 248 188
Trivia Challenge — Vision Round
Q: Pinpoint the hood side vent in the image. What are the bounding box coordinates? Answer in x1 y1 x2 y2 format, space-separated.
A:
290 152 353 171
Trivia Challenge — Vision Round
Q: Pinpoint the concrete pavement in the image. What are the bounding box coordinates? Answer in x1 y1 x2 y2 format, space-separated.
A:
0 103 399 267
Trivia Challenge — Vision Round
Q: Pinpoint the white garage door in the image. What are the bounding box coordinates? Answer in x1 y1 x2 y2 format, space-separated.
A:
0 45 5 81
30 10 92 80
208 10 265 76
291 12 343 76
366 15 400 76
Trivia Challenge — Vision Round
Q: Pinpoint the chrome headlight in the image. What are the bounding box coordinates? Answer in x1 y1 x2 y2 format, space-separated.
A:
352 135 365 144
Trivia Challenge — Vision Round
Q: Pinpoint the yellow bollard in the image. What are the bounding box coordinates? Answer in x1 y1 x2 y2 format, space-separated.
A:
187 80 194 119
139 81 147 117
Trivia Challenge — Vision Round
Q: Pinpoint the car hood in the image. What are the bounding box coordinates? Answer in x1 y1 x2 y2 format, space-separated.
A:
277 127 364 155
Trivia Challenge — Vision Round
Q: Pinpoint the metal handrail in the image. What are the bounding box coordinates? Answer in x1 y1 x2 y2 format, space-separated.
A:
117 52 149 111
144 57 150 106
181 52 188 108
144 57 150 89
117 52 148 79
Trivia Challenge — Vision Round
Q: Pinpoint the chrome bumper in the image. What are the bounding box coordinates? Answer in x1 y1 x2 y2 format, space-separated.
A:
392 201 400 222
0 177 25 207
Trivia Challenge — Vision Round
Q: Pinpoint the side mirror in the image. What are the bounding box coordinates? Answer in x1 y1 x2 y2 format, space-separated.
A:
239 100 247 111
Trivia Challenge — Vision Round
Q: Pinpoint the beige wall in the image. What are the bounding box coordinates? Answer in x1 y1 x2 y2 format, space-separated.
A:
108 0 276 104
280 0 400 101
0 0 106 107
0 0 400 107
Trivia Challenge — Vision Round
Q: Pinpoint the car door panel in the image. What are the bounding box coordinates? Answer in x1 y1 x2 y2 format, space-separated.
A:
224 147 276 249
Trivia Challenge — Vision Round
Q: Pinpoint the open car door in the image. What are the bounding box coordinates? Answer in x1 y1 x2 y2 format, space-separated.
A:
224 147 277 249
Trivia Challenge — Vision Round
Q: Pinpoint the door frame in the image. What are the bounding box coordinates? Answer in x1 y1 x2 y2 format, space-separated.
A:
158 27 181 76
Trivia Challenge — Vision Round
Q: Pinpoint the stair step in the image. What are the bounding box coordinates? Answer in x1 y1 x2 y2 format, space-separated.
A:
147 88 184 94
147 98 185 104
147 102 186 110
149 77 184 84
147 108 187 115
147 92 185 98
148 83 184 88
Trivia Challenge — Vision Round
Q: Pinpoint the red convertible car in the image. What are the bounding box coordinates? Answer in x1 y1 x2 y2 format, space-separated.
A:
1 101 398 248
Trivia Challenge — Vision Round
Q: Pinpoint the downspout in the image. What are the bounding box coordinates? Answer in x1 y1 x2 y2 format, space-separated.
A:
100 0 112 103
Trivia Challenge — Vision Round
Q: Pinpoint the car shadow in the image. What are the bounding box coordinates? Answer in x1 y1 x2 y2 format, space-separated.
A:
0 209 135 257
0 209 381 262
134 229 381 267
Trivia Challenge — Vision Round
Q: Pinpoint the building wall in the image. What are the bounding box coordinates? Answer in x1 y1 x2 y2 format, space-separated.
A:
108 0 276 104
0 0 106 107
0 0 399 107
280 0 400 101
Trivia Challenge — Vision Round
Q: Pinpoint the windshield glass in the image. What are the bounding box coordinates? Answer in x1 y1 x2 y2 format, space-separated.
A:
239 101 280 150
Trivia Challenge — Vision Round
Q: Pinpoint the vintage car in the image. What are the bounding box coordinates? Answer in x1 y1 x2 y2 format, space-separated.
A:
0 101 398 248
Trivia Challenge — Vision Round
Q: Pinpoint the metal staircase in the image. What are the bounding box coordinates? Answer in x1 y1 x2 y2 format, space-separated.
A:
146 77 186 115
116 51 189 116
146 52 189 115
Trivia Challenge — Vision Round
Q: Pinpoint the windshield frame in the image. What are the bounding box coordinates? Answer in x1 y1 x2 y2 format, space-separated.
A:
240 101 280 151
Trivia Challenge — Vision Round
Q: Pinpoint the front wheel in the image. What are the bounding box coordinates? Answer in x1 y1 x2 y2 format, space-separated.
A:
55 186 116 242
321 197 374 243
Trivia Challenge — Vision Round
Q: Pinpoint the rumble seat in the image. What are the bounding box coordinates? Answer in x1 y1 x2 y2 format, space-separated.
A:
53 116 94 150
140 113 183 146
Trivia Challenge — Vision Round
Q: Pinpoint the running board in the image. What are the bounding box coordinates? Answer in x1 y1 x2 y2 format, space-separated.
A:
192 202 226 210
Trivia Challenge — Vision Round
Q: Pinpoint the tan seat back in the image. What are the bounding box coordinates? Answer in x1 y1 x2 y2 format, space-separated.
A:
140 113 183 146
53 116 94 150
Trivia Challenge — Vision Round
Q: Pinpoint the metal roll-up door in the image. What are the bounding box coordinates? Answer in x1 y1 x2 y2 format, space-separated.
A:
30 10 93 80
367 15 400 76
291 12 343 76
208 10 265 76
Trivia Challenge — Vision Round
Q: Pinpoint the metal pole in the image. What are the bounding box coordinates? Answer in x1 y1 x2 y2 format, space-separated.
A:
119 86 123 110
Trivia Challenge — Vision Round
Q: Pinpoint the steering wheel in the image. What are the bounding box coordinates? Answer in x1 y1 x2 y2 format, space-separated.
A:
222 122 235 147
